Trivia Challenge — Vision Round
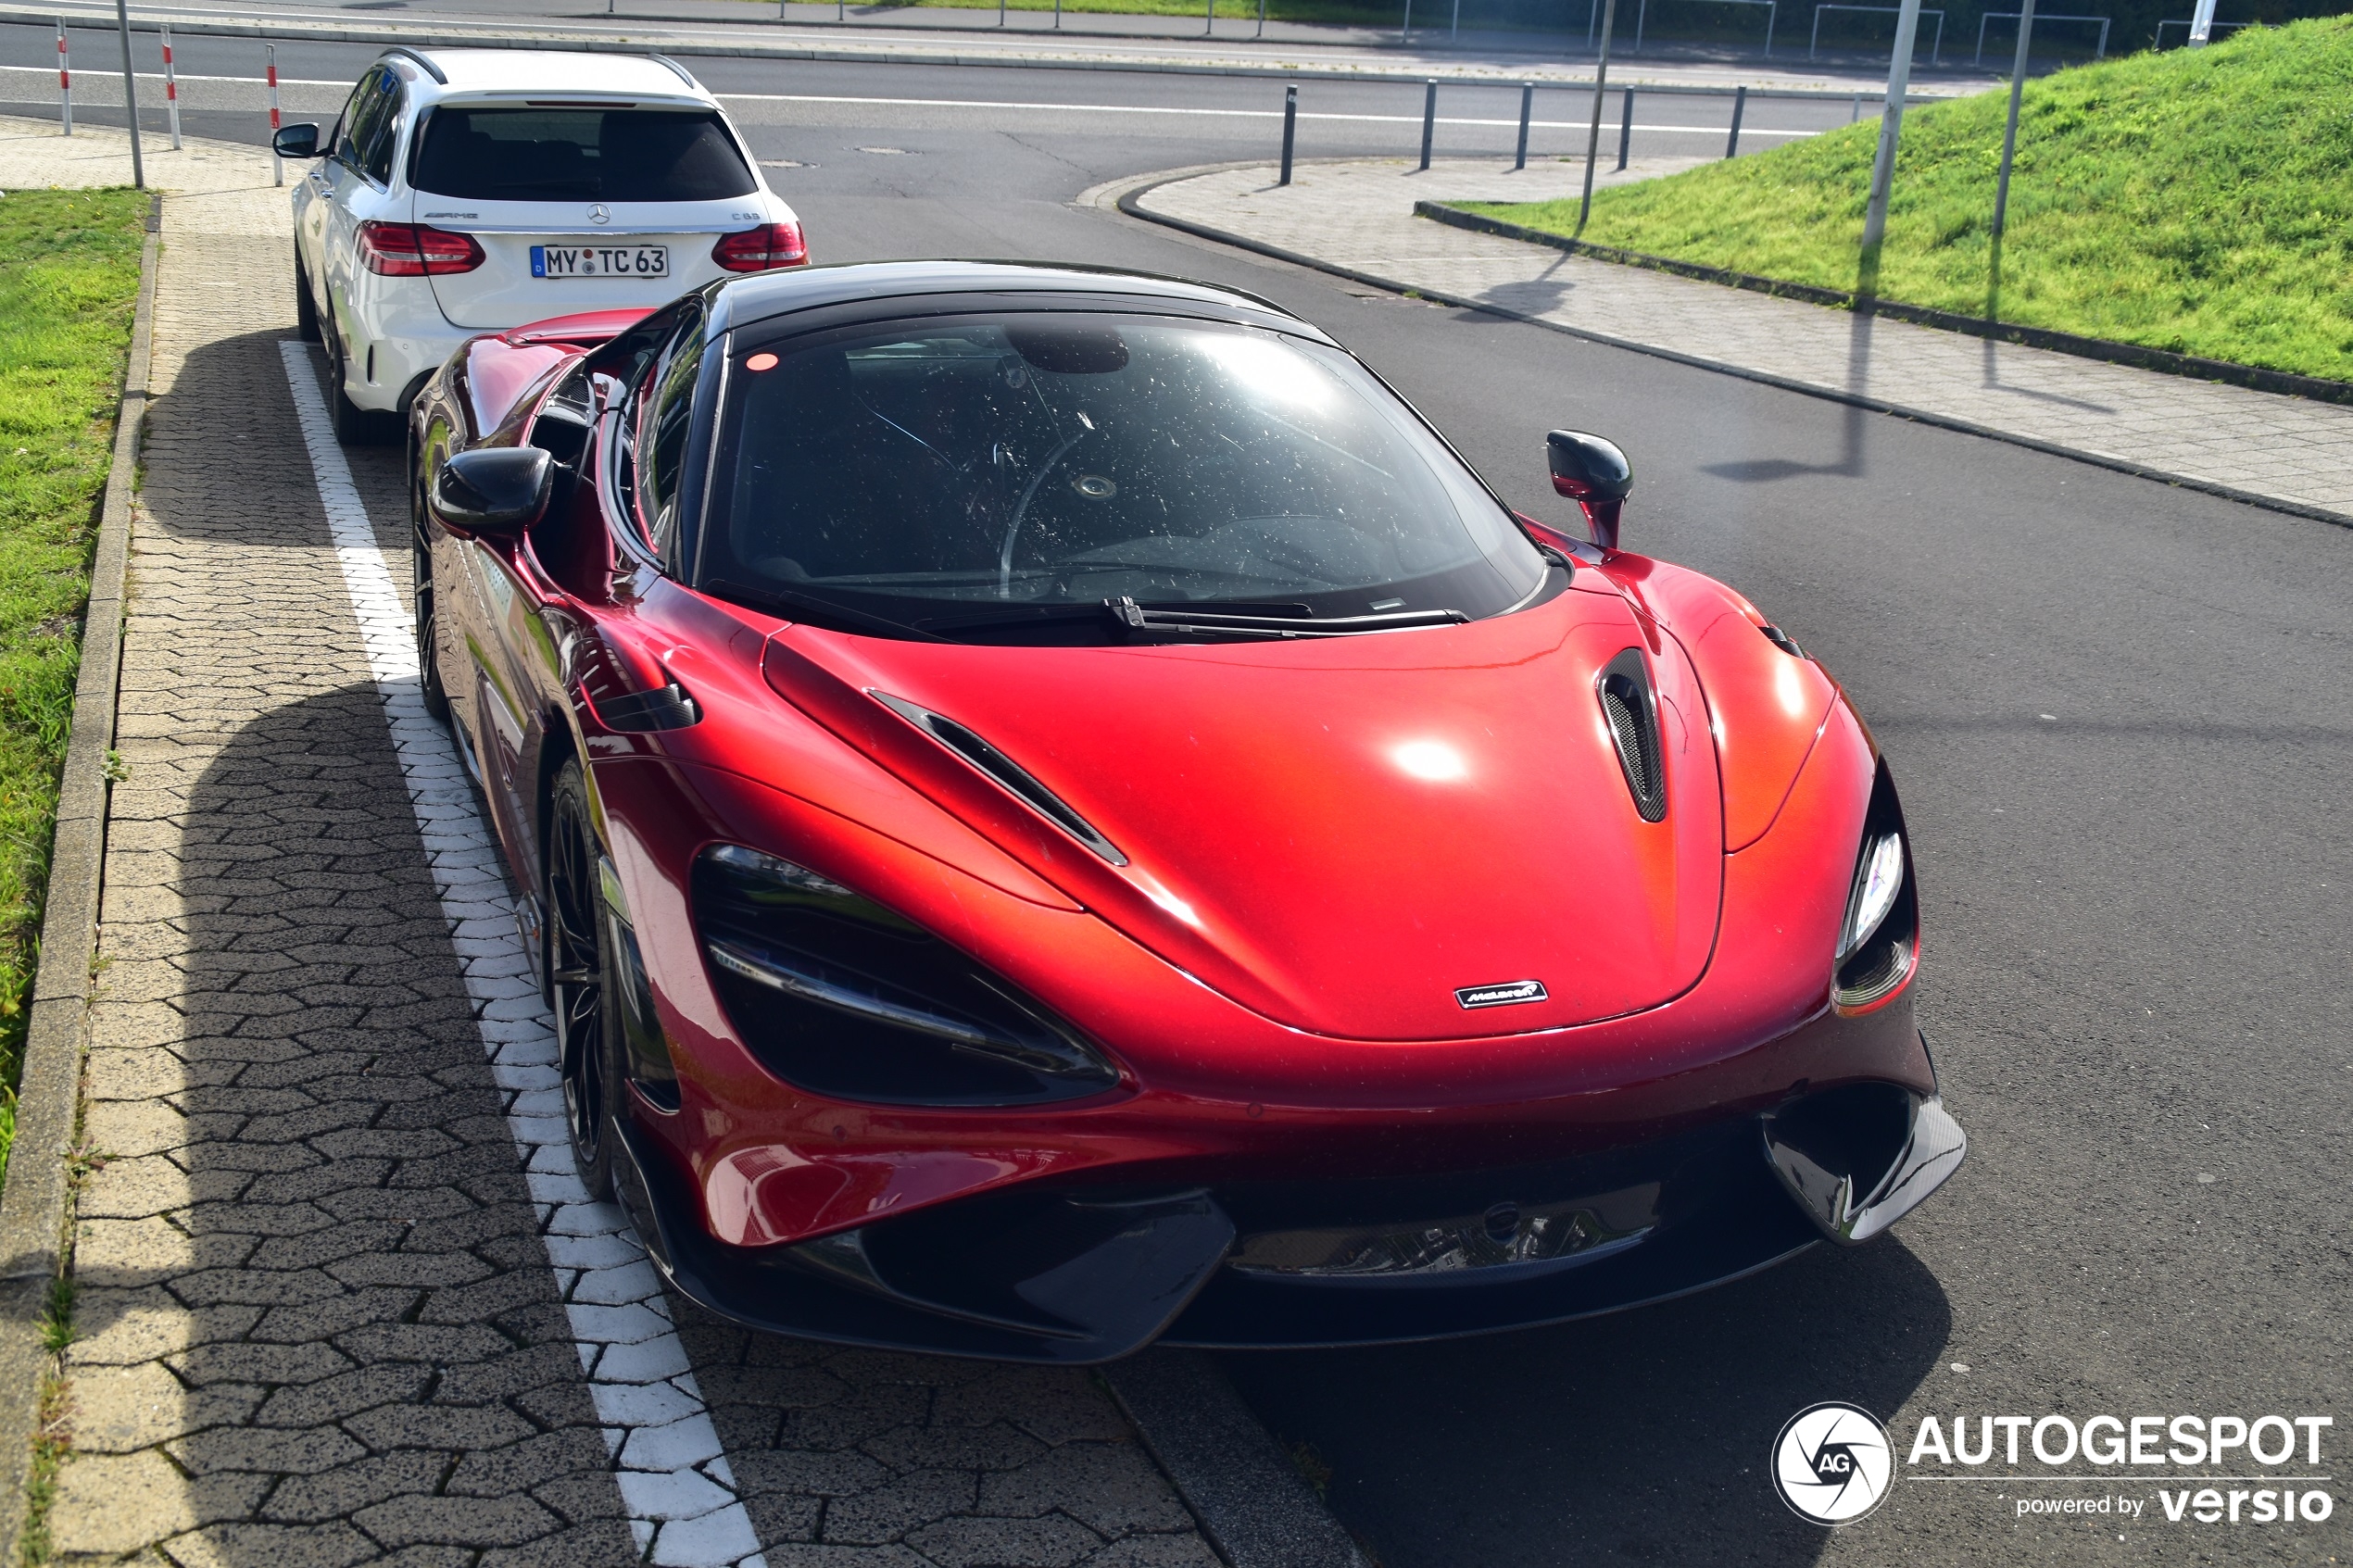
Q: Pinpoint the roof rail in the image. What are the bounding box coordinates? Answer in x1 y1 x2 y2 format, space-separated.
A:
648 53 699 88
382 45 447 84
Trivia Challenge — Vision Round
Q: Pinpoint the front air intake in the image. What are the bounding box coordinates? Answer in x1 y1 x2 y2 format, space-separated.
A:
1596 648 1667 822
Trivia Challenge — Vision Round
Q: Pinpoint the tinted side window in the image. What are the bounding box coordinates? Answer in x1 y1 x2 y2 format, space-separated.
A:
362 82 405 185
635 312 707 555
334 69 391 173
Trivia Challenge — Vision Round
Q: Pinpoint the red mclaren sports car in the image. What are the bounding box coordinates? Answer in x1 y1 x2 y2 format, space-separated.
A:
409 261 1965 1362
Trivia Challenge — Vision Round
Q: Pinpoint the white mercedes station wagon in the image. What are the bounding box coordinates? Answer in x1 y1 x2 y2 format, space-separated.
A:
278 47 807 442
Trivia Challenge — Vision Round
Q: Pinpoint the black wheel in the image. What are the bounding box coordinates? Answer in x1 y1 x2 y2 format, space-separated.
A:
548 761 621 1201
410 446 449 722
326 332 380 445
293 254 318 340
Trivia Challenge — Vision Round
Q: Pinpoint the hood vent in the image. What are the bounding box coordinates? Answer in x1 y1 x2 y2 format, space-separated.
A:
868 690 1129 866
1596 648 1667 823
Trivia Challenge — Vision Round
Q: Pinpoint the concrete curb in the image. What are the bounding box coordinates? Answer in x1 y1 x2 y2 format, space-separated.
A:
0 190 157 1565
13 5 1942 95
1106 1351 1371 1568
1108 171 2353 532
1415 199 2353 408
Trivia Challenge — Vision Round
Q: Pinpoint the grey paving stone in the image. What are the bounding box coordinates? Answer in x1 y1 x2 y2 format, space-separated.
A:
903 1513 1106 1568
821 1467 977 1545
978 1442 1196 1536
261 1451 452 1524
350 1494 562 1549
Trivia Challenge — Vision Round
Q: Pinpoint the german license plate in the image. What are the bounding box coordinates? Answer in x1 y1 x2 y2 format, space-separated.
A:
531 245 669 280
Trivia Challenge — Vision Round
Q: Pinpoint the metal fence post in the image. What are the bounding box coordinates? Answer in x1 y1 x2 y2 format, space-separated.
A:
267 43 283 187
1279 82 1297 184
1514 82 1532 169
1634 0 1646 52
1400 0 1412 44
113 0 142 188
1205 0 1214 38
1617 85 1633 168
1991 0 2034 240
1578 0 1620 232
1859 0 1923 268
57 21 70 137
161 21 181 149
1257 0 1265 35
1725 83 1745 157
1451 0 1461 38
1418 80 1436 170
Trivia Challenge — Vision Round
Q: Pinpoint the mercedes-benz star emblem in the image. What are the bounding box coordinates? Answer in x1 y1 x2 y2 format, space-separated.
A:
1771 1402 1894 1525
587 204 611 225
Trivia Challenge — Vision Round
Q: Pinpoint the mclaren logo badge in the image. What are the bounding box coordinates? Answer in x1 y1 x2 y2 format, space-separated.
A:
1455 979 1548 1010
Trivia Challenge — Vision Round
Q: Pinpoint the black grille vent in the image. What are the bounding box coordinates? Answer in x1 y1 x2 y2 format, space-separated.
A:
867 690 1129 866
1596 647 1667 822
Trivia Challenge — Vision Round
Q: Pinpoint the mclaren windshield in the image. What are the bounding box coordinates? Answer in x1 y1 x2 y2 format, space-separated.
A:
698 311 1552 642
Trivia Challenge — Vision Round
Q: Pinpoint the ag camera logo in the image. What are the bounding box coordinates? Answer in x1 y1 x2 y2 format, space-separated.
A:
1774 1402 1894 1524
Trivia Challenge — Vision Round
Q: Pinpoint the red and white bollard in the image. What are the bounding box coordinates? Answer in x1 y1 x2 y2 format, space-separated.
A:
57 20 71 136
267 43 283 186
162 21 181 151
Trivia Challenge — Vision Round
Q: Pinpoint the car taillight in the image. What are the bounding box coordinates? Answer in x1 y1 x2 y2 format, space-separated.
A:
711 221 807 272
358 221 484 277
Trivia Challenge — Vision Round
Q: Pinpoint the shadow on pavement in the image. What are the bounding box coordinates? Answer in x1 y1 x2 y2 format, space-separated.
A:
1222 1236 1949 1567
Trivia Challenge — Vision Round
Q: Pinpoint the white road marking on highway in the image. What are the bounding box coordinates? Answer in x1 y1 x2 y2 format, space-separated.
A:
276 338 768 1568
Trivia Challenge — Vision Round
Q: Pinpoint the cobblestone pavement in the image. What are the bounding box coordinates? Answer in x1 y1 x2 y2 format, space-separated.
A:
1131 157 2353 521
2 119 1220 1568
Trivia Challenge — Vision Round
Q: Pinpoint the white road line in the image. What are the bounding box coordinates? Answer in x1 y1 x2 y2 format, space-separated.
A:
0 66 1818 135
276 338 767 1568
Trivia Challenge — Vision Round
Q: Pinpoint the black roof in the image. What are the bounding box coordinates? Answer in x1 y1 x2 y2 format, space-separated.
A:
707 259 1323 342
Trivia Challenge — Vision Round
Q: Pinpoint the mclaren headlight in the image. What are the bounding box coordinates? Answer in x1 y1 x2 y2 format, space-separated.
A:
691 844 1120 1107
1832 765 1919 1012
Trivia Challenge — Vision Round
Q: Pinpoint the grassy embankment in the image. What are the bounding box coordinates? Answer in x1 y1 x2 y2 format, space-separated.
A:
0 187 146 1185
1460 16 2353 383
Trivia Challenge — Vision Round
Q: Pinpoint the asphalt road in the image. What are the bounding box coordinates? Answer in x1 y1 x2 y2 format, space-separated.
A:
24 45 2350 1566
0 24 1862 163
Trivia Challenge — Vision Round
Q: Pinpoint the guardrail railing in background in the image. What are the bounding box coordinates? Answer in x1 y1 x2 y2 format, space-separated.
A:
1813 2 1943 62
1283 76 1806 179
1975 8 2106 64
1634 0 1777 56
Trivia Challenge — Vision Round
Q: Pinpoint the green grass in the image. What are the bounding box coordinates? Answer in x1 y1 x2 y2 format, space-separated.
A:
0 187 146 1189
1461 16 2353 383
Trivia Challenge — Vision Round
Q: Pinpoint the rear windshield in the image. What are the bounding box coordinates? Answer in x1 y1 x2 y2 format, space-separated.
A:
700 313 1548 638
412 107 754 202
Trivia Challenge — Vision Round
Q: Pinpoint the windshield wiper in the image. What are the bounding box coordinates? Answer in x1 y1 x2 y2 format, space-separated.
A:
1108 597 1468 638
704 579 950 643
914 598 1470 641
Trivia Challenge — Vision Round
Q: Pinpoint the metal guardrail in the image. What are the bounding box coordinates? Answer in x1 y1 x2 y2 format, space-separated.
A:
1811 2 1942 63
1632 0 1776 57
1974 9 2107 64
